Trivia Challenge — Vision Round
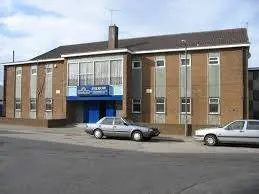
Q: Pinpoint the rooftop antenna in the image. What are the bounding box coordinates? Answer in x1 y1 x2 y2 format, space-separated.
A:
245 22 249 29
107 9 120 25
12 50 14 62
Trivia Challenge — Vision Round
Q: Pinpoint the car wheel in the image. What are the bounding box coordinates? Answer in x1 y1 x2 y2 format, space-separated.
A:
132 131 143 141
204 134 217 146
94 129 103 139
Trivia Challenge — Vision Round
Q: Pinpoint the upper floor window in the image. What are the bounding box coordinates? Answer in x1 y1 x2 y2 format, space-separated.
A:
180 54 191 66
46 64 53 74
15 98 21 110
45 98 52 111
30 98 36 111
208 52 220 65
156 60 165 67
132 61 141 69
16 67 22 76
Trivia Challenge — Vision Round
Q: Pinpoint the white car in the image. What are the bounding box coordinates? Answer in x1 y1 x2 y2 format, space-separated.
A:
194 120 259 146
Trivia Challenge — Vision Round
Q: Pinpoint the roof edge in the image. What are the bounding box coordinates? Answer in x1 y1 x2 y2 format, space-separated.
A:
2 57 64 66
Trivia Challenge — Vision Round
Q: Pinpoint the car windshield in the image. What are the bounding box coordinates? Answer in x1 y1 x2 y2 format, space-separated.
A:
123 118 135 125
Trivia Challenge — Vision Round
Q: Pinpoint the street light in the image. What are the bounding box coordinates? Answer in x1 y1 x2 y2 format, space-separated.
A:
181 39 188 136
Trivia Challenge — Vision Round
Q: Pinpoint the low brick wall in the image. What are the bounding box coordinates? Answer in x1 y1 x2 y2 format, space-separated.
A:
0 117 68 128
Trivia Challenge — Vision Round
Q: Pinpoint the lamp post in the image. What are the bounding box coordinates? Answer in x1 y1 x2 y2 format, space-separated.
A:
181 40 188 136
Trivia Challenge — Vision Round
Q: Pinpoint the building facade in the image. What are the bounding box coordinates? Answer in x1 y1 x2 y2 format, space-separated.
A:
2 26 250 125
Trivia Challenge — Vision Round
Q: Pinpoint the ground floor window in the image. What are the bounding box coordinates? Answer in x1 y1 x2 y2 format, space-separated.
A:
181 97 191 114
132 99 141 113
30 98 36 111
15 98 21 110
209 98 220 114
45 98 52 111
156 97 165 113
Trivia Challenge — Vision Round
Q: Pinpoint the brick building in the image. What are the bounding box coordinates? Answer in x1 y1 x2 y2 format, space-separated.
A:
2 26 250 126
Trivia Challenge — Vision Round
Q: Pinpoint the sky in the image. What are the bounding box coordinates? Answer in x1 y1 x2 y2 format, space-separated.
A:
0 0 259 85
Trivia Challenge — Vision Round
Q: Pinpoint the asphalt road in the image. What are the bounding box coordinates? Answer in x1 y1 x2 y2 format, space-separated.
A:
1 137 259 194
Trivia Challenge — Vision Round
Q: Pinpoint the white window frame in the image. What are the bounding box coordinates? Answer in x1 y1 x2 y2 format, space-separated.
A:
132 61 142 69
31 66 37 75
155 59 165 68
132 99 141 113
181 97 191 114
15 98 21 111
180 54 191 67
46 64 53 75
45 98 53 112
30 98 36 111
156 97 165 114
16 68 22 77
209 97 220 114
208 53 220 66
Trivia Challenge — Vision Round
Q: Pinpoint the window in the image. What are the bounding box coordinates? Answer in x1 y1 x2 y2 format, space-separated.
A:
156 60 165 67
68 63 79 86
30 98 36 111
46 65 53 74
209 98 220 114
247 121 259 130
156 97 165 113
180 54 191 66
132 99 141 113
79 62 94 86
15 98 21 110
16 68 22 76
110 60 122 85
181 58 190 66
45 98 52 111
208 53 220 65
181 97 191 114
114 118 125 125
227 121 244 130
31 66 37 75
101 118 114 125
132 61 141 69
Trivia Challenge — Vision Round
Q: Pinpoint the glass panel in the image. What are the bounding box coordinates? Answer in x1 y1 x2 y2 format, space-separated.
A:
156 98 164 103
114 118 125 125
247 121 259 130
209 104 218 113
94 61 109 85
156 60 164 67
68 63 79 86
156 104 164 113
133 61 141 68
228 121 244 130
181 59 190 66
110 60 122 85
101 118 114 125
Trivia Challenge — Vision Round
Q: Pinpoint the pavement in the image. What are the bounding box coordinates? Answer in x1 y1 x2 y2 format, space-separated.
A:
1 136 259 194
1 123 259 154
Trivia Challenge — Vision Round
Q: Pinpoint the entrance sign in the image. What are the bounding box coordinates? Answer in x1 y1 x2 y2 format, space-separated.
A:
77 85 109 96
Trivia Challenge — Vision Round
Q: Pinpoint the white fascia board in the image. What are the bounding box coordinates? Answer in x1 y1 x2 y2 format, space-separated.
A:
2 58 64 66
134 43 250 54
61 48 133 58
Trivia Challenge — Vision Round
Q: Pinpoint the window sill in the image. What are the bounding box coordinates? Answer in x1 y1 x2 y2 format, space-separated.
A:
180 113 191 115
45 110 52 112
156 112 165 114
208 113 220 115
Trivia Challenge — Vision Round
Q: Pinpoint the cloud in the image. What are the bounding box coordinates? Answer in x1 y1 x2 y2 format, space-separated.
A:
0 0 259 85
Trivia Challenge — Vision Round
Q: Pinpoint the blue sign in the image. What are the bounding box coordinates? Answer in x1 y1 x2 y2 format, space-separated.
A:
77 85 109 96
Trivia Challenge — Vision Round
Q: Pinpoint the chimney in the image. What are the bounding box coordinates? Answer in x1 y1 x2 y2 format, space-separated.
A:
108 25 118 49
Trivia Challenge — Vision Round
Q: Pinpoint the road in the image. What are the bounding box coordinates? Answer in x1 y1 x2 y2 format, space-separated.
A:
1 136 259 194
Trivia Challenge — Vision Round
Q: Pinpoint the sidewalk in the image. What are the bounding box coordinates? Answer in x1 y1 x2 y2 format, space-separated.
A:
0 123 194 142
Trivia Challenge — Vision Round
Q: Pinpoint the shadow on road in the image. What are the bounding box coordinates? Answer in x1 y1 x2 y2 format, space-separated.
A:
217 143 259 149
103 136 184 143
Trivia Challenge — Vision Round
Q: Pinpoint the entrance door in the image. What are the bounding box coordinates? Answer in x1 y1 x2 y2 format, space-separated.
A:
84 102 100 123
106 101 116 117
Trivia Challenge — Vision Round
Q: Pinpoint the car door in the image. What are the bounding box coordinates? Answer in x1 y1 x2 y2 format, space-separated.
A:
244 121 259 143
220 121 245 143
113 118 131 137
99 118 114 136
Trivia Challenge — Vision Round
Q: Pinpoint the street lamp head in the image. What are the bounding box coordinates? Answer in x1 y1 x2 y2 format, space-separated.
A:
181 39 186 43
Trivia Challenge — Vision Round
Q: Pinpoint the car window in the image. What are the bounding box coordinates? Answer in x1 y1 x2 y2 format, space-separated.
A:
101 118 114 125
114 118 125 125
247 121 259 130
228 121 245 130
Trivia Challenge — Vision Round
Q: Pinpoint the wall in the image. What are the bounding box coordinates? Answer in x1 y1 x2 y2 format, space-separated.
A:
5 66 15 118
